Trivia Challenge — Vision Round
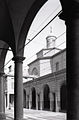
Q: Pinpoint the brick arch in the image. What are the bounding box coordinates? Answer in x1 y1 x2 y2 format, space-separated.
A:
17 0 47 56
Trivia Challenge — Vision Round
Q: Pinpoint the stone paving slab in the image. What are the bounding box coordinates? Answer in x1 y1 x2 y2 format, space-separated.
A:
5 108 66 120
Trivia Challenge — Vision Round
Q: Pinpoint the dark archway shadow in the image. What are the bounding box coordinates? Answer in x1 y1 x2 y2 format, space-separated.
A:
60 83 67 112
23 89 26 108
31 87 36 109
43 84 50 111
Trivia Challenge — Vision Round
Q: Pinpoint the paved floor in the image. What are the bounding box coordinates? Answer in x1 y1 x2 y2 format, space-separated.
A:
5 108 66 120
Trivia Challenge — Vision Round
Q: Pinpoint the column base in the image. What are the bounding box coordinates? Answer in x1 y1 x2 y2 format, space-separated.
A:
0 113 6 120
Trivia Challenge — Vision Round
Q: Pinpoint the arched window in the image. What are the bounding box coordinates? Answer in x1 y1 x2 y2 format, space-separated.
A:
32 67 38 76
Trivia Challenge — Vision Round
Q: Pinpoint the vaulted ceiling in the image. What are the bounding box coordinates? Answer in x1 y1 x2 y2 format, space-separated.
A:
0 0 47 71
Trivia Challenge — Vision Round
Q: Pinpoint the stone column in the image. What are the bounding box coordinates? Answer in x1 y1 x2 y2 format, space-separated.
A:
26 95 29 109
50 92 54 111
57 91 60 112
67 19 79 120
40 91 43 110
29 92 32 109
0 73 4 112
55 92 58 112
55 92 60 112
55 84 59 112
7 93 10 109
4 94 6 110
26 95 28 109
36 93 38 110
3 75 6 113
0 73 6 120
12 56 25 120
59 1 79 120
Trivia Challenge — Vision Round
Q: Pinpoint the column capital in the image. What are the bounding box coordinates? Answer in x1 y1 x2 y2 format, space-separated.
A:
12 56 25 63
59 1 79 21
0 72 5 77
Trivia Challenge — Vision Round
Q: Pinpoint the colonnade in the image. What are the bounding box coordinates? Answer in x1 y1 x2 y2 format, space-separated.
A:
0 57 66 120
25 89 60 112
0 56 25 120
0 1 79 120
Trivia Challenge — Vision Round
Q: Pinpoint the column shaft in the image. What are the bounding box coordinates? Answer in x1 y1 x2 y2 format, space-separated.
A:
50 92 54 111
7 93 10 109
36 93 38 110
59 0 79 119
67 19 79 120
0 74 4 112
0 73 6 120
13 56 25 120
40 91 43 110
26 95 29 109
55 92 60 112
29 93 32 109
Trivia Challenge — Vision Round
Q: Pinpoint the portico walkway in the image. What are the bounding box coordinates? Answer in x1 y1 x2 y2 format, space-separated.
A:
6 108 66 120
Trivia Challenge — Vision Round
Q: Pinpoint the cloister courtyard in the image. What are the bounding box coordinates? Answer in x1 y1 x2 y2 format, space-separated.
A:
6 108 66 120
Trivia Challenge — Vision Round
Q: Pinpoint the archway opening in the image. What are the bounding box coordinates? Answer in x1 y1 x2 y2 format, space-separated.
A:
23 89 26 108
53 93 56 112
60 83 67 112
43 84 50 111
32 87 36 109
38 94 40 110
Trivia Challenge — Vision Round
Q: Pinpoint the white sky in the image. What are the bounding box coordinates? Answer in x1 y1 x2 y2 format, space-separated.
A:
4 0 66 73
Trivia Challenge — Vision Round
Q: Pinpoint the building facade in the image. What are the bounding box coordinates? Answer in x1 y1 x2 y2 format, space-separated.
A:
5 66 14 109
5 34 66 113
23 48 66 112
